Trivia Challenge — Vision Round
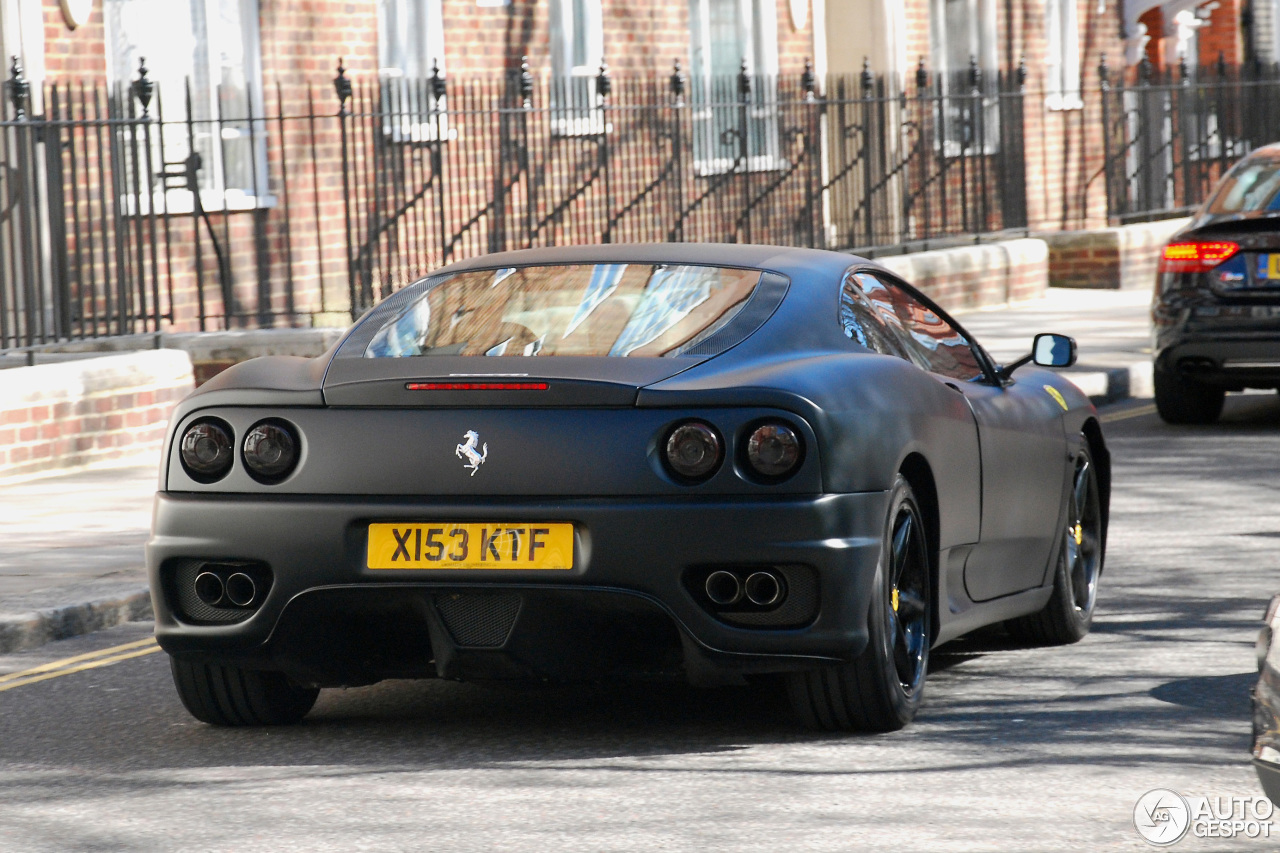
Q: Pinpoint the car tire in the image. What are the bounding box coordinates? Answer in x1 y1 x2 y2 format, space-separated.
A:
787 475 931 733
1004 438 1104 646
170 657 319 726
1154 367 1224 424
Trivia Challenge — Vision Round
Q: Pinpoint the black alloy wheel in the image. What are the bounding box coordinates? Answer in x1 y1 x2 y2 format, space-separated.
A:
788 475 932 732
1064 452 1103 617
887 498 930 694
1154 367 1225 424
1005 438 1104 645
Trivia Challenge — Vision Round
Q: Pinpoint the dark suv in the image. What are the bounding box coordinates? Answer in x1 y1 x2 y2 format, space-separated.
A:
1153 144 1280 423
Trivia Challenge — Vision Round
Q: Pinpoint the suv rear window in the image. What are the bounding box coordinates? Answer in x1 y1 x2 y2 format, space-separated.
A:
1204 152 1280 215
359 264 762 358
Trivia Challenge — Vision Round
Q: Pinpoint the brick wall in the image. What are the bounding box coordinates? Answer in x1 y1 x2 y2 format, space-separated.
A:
1046 217 1190 289
1197 0 1243 66
0 351 194 482
877 238 1049 309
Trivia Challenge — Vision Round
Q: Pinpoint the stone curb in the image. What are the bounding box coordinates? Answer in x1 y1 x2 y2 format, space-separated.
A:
1061 361 1153 407
0 586 153 655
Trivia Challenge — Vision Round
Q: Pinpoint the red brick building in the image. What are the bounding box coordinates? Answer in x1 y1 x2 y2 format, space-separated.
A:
0 1 1156 339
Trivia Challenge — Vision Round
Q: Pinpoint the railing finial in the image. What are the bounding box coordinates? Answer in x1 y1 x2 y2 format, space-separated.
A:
1016 54 1028 89
131 56 154 117
801 57 816 100
596 57 612 99
519 55 533 108
334 58 352 115
430 58 447 100
669 58 686 103
738 57 751 100
1139 55 1153 84
860 56 873 92
6 55 29 120
916 56 928 91
1178 52 1189 82
968 55 982 91
1098 54 1110 89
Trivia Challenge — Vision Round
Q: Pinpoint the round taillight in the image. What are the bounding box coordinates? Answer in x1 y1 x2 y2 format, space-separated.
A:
242 420 299 483
664 421 722 481
179 419 234 482
745 422 802 480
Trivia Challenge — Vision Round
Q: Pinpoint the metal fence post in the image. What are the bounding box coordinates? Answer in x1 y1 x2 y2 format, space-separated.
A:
738 58 752 243
334 58 358 318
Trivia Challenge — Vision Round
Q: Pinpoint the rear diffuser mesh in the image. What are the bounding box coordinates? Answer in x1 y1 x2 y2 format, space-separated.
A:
434 592 522 647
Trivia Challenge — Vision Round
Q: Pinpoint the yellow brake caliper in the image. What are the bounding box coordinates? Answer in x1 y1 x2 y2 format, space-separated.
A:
1074 523 1083 546
892 588 900 612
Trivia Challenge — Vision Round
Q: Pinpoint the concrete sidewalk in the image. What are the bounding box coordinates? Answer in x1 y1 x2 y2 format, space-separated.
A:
0 287 1154 653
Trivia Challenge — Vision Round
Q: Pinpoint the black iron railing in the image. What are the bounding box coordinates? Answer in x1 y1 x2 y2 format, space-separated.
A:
1099 56 1280 223
0 55 1030 353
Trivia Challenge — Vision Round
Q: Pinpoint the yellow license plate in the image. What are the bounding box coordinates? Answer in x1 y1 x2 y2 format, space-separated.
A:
1263 255 1280 280
367 523 574 570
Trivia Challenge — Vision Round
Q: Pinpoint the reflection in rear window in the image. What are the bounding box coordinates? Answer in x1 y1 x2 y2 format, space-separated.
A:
1205 153 1280 215
362 264 762 358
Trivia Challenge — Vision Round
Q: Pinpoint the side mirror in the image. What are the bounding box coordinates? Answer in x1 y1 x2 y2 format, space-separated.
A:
1032 333 1077 368
998 333 1078 381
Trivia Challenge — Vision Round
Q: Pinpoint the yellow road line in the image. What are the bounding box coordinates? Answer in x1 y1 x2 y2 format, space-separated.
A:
0 637 159 686
1101 403 1157 423
0 645 162 693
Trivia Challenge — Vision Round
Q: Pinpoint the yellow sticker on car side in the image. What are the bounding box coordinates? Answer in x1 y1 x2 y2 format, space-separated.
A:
1044 385 1069 411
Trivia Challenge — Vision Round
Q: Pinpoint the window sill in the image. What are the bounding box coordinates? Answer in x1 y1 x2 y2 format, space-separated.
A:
121 190 278 217
1045 94 1084 112
383 123 458 144
694 154 791 177
550 117 613 138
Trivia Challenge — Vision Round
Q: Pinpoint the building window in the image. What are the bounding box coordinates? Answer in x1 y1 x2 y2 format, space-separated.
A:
550 0 605 135
378 0 448 141
929 0 1000 153
1045 0 1082 110
105 0 267 209
688 0 782 174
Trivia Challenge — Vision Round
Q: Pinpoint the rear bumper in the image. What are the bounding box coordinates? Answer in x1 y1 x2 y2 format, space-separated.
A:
147 491 889 683
1154 328 1280 388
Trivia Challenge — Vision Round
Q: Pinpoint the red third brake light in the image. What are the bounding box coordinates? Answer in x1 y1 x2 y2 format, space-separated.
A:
405 382 549 391
1158 241 1240 274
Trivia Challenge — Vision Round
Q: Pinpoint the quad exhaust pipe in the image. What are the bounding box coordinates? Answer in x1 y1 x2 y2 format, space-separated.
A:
744 571 783 606
193 572 224 607
224 573 257 607
193 569 258 608
704 569 786 608
705 571 742 606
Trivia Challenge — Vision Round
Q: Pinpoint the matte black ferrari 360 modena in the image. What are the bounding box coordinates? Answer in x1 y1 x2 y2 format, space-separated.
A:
148 244 1110 732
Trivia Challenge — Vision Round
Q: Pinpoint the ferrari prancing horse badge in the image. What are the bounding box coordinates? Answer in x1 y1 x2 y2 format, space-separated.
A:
455 430 488 475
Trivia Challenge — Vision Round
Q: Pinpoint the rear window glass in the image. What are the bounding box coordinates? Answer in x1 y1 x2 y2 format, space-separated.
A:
361 264 762 358
1204 153 1280 215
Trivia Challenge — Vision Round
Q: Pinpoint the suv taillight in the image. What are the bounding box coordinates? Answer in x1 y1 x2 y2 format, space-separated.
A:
1158 241 1240 274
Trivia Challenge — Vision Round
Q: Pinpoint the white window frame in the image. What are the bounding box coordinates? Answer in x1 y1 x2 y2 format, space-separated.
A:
549 0 606 136
1045 0 1083 110
104 0 271 214
688 0 784 175
378 0 452 143
929 0 1001 156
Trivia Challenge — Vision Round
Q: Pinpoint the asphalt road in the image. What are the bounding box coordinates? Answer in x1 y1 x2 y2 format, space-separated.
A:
1 395 1278 852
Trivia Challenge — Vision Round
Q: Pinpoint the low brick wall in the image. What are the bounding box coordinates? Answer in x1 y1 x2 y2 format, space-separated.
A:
874 238 1049 310
167 328 345 385
0 350 194 482
1046 217 1190 290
